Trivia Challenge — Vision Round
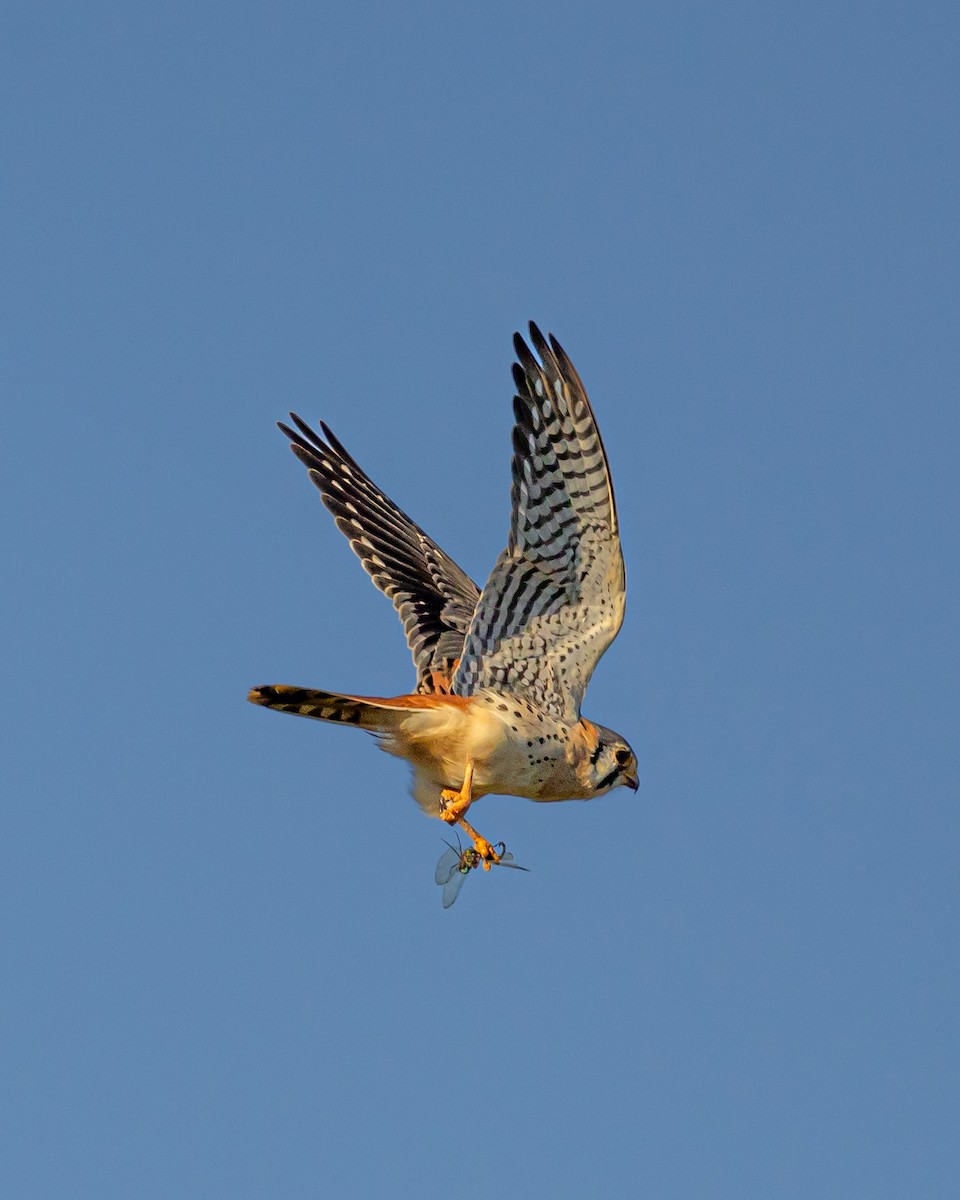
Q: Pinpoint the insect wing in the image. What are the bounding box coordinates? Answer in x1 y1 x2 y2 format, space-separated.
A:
441 868 469 908
496 852 530 873
435 844 461 886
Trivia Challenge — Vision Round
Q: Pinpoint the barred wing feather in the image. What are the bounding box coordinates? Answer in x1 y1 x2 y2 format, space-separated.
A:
452 324 625 724
280 415 480 692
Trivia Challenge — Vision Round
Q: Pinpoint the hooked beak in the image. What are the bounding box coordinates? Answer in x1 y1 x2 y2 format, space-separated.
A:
623 771 639 792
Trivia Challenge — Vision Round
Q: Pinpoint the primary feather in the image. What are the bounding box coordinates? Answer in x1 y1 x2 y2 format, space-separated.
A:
278 414 480 693
451 323 625 724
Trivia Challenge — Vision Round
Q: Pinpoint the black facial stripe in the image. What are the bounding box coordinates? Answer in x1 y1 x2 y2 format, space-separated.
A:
590 740 604 766
595 766 620 791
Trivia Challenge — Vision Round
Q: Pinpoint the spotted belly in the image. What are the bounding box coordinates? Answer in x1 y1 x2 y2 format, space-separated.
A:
394 692 585 814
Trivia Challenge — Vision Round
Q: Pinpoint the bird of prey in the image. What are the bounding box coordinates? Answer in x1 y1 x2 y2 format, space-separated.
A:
249 323 638 868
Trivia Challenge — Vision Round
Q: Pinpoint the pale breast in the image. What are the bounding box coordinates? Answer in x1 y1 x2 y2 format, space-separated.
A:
468 692 589 802
380 691 588 815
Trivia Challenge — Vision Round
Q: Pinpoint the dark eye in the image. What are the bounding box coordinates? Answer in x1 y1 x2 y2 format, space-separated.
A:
614 747 631 767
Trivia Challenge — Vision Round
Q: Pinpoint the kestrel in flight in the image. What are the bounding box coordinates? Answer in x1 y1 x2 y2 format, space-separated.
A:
249 323 638 869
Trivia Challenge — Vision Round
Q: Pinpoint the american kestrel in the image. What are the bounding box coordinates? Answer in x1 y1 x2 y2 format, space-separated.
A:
249 323 638 869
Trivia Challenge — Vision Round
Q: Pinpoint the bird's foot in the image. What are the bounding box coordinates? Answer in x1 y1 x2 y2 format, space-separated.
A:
439 763 499 868
439 786 471 821
453 816 502 870
439 760 475 821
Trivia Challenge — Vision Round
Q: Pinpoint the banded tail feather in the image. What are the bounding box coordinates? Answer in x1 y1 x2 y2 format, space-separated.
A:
247 685 467 728
247 685 387 728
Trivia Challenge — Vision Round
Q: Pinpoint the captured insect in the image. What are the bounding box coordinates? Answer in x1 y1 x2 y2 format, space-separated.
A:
434 835 529 908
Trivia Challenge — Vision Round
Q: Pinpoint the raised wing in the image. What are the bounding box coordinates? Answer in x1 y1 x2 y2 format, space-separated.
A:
280 415 480 693
452 324 625 724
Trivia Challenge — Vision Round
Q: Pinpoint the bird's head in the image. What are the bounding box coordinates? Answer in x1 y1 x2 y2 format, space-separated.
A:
578 722 639 796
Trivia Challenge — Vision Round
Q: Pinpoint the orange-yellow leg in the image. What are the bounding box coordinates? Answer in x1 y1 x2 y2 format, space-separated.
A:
439 760 474 819
439 763 501 869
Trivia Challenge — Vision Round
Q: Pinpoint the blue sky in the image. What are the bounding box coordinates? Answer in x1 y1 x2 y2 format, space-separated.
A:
4 2 958 1196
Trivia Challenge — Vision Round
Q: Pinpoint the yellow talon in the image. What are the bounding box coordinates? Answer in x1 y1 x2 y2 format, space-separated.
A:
439 787 470 820
440 761 474 820
456 818 501 868
474 837 500 869
439 762 501 867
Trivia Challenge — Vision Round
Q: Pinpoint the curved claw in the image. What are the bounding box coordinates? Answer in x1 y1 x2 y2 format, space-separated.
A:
438 764 503 869
455 821 500 868
473 836 501 869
